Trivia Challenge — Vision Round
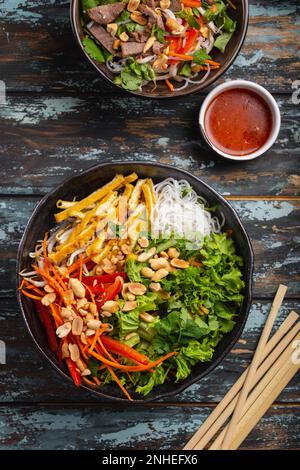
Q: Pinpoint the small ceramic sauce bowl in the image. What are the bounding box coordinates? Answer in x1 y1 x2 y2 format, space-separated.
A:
199 80 281 161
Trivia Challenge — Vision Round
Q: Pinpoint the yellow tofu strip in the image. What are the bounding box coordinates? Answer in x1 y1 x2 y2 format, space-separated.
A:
86 231 106 256
54 174 124 223
128 179 145 213
141 182 153 219
123 183 134 199
49 222 97 264
91 243 111 264
146 178 156 204
56 200 77 209
116 172 138 189
126 203 146 228
64 192 117 246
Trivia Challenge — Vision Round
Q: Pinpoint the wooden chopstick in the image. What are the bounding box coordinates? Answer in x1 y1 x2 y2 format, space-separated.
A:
221 337 300 450
220 284 288 449
209 331 300 449
183 307 298 450
191 315 300 450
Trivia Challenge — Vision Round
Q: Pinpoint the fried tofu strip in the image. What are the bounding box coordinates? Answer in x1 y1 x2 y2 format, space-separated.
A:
128 179 145 213
142 181 154 219
54 174 124 223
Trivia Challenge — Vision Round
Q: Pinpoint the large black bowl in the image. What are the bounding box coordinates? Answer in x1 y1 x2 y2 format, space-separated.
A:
70 0 249 98
17 162 253 402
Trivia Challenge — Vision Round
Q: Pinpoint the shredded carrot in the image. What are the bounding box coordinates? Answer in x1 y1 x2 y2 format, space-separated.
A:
83 376 98 387
82 281 96 304
78 254 84 282
182 0 201 7
165 79 174 92
22 279 44 296
68 256 91 274
49 303 63 327
93 376 101 386
168 52 194 61
19 279 25 290
74 335 89 361
88 328 104 355
98 337 123 366
107 366 132 401
89 350 177 372
21 290 42 301
49 265 67 292
205 59 221 67
33 265 65 299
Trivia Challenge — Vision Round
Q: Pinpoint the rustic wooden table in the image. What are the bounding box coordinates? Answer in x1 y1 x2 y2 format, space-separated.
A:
0 0 299 450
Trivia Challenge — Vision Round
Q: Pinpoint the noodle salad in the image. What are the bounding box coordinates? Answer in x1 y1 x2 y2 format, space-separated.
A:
19 174 245 399
80 0 237 93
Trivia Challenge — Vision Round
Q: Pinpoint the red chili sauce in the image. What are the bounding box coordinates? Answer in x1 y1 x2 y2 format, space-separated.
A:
204 88 273 156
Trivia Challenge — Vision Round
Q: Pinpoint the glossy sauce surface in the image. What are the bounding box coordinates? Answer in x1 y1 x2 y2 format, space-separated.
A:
204 88 273 156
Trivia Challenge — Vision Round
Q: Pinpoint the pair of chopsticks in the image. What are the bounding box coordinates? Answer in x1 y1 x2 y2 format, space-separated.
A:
184 284 300 450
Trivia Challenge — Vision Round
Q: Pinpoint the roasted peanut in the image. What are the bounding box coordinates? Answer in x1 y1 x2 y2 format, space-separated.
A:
68 343 80 362
107 23 118 36
72 316 83 336
101 300 119 313
170 258 189 269
69 278 86 299
149 257 169 270
56 322 71 338
119 31 129 42
151 268 169 282
89 303 98 316
61 342 70 358
85 329 96 337
127 282 147 296
127 293 136 301
137 247 156 262
41 292 56 306
138 236 149 248
122 300 138 312
166 18 181 31
127 0 140 11
87 319 102 331
149 282 161 292
44 284 54 293
141 267 154 278
76 298 88 310
168 247 180 259
140 312 155 323
131 12 147 25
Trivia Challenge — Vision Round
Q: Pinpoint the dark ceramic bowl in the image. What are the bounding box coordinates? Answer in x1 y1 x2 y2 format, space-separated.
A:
70 0 249 98
17 162 253 402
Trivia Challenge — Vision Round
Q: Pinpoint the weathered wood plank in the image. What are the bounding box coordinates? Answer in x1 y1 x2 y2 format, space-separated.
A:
0 1 299 94
1 298 299 403
1 197 299 297
0 403 298 449
0 94 299 196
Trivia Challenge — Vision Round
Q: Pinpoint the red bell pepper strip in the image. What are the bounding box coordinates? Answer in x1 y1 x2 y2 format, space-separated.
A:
95 276 124 309
83 272 126 286
101 336 149 365
179 28 199 55
34 300 58 352
66 358 81 387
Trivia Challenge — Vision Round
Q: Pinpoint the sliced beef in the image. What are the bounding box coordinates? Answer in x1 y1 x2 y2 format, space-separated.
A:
87 3 125 25
88 24 115 54
139 4 165 30
170 0 182 12
130 31 150 43
121 41 146 57
153 40 165 55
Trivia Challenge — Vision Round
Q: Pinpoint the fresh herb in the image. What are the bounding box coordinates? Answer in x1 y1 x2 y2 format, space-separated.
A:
151 25 166 43
214 31 234 52
193 49 212 65
82 36 105 63
115 10 131 23
81 0 99 10
179 63 192 77
88 357 100 377
114 58 156 91
192 7 201 17
125 253 145 282
177 10 200 30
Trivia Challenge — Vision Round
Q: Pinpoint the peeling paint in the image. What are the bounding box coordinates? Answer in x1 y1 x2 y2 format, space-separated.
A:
233 201 295 222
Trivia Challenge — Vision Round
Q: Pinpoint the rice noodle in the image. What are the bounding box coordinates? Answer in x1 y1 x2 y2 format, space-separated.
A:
67 247 86 266
106 60 125 74
151 178 221 244
137 55 156 64
186 65 211 84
